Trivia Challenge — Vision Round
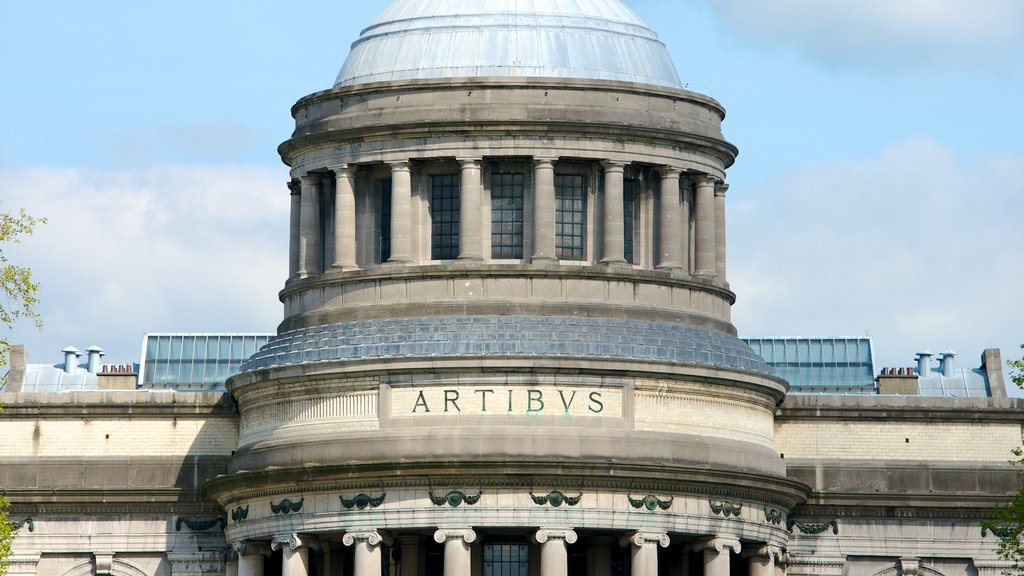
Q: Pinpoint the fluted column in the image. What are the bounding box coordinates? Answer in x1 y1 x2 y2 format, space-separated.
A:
271 535 309 576
699 538 741 576
621 533 669 576
343 531 390 576
331 165 358 269
535 529 577 576
746 546 782 576
657 167 683 270
234 542 269 576
601 161 627 265
298 175 322 277
288 180 301 278
434 529 476 576
694 174 718 276
715 183 728 281
388 161 412 263
458 158 483 261
532 158 557 262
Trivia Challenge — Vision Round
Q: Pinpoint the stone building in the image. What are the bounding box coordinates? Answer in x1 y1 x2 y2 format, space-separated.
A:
1 1 1021 576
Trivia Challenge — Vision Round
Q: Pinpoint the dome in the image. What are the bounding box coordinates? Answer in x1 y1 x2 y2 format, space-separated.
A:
335 0 682 88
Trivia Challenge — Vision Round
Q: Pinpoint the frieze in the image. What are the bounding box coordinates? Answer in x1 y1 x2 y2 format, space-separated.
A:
764 507 783 525
12 518 35 532
175 517 227 532
788 519 839 535
270 498 304 515
429 490 481 507
231 506 249 523
628 494 672 511
530 491 582 507
341 493 386 510
709 499 742 517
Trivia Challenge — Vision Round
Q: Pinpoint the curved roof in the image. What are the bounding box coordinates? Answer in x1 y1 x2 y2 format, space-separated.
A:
336 0 682 89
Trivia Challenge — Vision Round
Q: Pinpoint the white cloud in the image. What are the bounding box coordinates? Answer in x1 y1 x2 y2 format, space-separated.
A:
699 0 1024 69
730 137 1024 377
1 165 289 364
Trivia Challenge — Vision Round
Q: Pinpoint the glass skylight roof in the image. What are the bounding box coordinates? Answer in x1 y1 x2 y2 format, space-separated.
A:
139 333 273 390
743 337 877 394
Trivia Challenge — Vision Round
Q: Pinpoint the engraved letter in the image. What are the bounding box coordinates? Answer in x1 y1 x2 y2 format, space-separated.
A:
588 391 604 413
444 390 461 413
475 389 495 412
413 390 430 413
507 389 514 413
558 390 577 412
527 390 544 413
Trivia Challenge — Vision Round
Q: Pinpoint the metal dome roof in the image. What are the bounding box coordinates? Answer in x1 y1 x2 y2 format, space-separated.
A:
335 0 682 89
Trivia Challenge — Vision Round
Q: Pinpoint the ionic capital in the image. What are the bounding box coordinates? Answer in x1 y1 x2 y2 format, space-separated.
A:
433 528 477 545
620 532 670 549
659 166 683 179
328 164 357 178
343 530 392 548
231 541 271 557
270 534 303 552
457 158 483 169
715 183 730 197
697 537 741 553
287 180 301 195
743 545 783 561
533 157 557 169
535 528 578 545
601 160 627 173
696 174 720 189
388 161 411 173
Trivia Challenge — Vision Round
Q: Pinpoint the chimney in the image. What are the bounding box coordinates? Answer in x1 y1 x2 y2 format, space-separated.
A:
62 346 81 374
86 345 105 374
915 350 934 378
938 350 957 378
5 344 27 392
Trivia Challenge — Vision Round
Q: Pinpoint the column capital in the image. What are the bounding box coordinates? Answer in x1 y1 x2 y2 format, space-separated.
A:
388 160 411 172
535 529 578 545
899 559 920 576
742 545 783 561
232 541 271 557
601 160 627 172
715 183 729 197
433 528 477 545
298 174 321 185
457 158 483 168
343 530 392 548
271 534 304 552
287 180 301 195
620 532 670 549
533 157 557 169
659 166 683 179
328 164 357 177
695 173 721 188
696 537 741 553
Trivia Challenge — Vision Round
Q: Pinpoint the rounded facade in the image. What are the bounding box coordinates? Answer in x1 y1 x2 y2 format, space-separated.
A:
208 0 805 574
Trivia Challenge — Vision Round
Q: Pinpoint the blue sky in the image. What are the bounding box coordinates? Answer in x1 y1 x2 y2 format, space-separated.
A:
2 0 1022 383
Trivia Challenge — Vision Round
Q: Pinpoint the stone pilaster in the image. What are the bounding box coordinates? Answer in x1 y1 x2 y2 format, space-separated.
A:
434 528 477 576
331 164 358 269
458 158 484 261
388 161 413 263
601 161 627 265
288 180 301 278
698 538 741 576
621 532 670 576
298 175 322 277
532 158 557 262
714 183 728 281
535 529 578 576
344 531 391 576
272 534 310 576
745 545 782 576
656 167 683 270
694 174 718 276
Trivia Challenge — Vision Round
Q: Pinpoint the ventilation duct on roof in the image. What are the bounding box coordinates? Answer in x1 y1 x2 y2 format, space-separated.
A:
86 346 105 375
939 350 957 378
915 350 934 378
62 346 81 374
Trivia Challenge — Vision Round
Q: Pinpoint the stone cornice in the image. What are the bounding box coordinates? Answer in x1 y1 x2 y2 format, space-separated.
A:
794 501 1008 519
0 392 234 418
778 395 1024 423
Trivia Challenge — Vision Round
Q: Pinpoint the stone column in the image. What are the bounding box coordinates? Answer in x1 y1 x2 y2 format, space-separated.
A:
694 174 718 276
535 529 577 576
331 164 358 270
656 167 683 270
298 175 322 277
343 531 390 576
601 161 627 265
288 180 301 278
434 529 477 576
272 535 310 576
532 158 557 263
621 533 670 576
234 541 270 576
699 538 740 576
715 183 728 281
586 536 613 576
746 546 782 576
388 161 413 263
458 158 484 261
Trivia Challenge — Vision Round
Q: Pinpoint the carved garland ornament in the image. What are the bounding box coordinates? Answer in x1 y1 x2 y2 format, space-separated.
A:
709 499 742 517
764 507 784 525
175 517 227 532
788 519 839 535
271 498 304 515
231 506 249 523
530 491 582 507
12 518 34 532
982 525 1017 538
628 494 673 511
341 493 386 510
429 490 481 507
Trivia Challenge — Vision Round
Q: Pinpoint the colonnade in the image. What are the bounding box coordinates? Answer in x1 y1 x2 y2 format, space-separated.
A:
287 157 728 279
232 530 783 576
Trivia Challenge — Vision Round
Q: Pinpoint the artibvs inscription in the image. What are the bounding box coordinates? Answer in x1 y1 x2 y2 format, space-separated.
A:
390 385 622 417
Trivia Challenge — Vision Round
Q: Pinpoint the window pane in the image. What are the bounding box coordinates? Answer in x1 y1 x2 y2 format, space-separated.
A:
491 172 525 259
379 180 392 263
555 174 586 261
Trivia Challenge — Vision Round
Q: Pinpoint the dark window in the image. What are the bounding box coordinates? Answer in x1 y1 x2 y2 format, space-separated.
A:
555 174 586 261
491 172 525 259
624 179 636 264
378 179 392 263
484 538 528 576
382 541 401 576
431 174 460 260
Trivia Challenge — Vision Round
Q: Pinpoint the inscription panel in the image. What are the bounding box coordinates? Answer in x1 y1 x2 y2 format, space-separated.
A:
389 385 623 419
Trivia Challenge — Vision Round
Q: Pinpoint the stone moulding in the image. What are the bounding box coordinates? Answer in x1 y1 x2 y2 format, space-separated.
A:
341 493 386 510
530 490 582 507
788 519 839 535
628 494 672 511
12 518 35 532
709 499 742 517
175 517 227 532
429 489 481 507
270 498 304 515
231 506 249 523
